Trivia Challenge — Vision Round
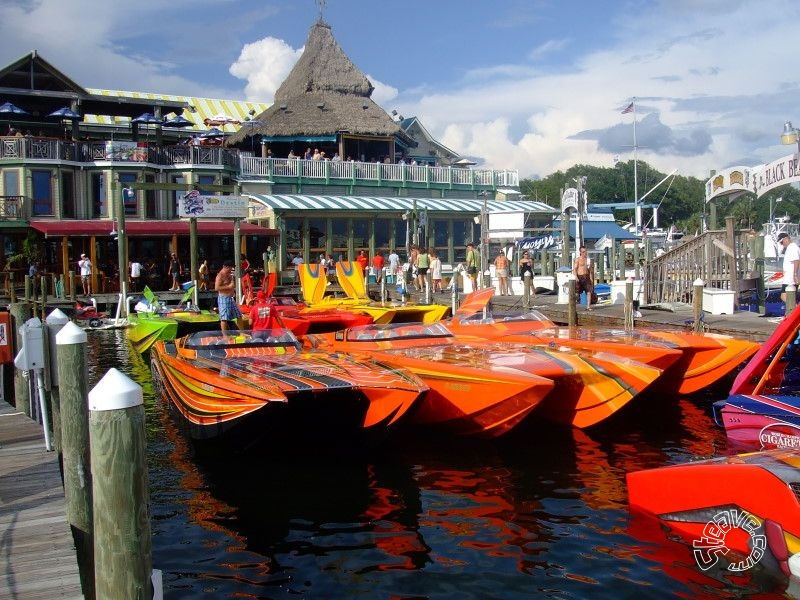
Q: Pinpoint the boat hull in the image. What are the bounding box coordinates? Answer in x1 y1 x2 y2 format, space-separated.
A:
627 449 800 576
714 394 800 449
150 331 426 450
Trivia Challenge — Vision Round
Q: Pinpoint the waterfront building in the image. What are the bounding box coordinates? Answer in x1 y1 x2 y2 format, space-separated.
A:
0 18 555 293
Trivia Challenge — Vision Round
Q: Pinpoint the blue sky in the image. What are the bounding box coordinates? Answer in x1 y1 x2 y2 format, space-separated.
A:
1 0 799 181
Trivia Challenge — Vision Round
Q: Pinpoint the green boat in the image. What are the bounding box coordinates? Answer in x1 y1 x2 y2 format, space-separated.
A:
127 286 220 353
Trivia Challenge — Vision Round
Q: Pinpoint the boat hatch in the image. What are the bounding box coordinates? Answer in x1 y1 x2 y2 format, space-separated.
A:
336 322 454 342
184 328 301 350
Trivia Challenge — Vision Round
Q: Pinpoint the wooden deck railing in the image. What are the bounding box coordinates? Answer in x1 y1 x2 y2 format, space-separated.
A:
642 218 753 305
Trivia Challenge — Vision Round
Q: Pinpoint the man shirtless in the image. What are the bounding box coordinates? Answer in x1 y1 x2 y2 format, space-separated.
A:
215 259 242 335
572 246 595 311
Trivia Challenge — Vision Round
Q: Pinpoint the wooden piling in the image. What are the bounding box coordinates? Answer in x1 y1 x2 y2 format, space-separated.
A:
787 285 797 314
693 279 704 333
567 279 577 327
46 309 70 454
89 369 152 600
9 301 31 415
55 321 94 599
624 279 634 330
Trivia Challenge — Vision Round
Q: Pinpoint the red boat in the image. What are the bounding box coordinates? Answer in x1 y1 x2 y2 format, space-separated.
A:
627 449 800 577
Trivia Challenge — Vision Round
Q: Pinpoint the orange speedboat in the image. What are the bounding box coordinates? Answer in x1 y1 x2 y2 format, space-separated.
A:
448 289 759 395
150 328 427 449
627 449 800 577
304 321 662 431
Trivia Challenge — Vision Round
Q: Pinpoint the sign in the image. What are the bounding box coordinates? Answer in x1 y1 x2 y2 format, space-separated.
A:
177 190 249 218
561 188 579 212
104 141 147 162
705 155 800 201
516 234 559 251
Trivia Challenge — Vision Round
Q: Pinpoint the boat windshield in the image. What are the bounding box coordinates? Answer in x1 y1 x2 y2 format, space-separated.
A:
340 322 453 342
455 309 550 326
183 328 300 349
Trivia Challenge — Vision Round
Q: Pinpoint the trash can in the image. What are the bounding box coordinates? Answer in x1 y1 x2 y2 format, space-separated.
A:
555 267 574 305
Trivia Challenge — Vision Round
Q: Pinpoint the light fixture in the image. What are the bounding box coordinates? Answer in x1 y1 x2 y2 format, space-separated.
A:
391 110 397 116
473 215 481 225
362 103 369 109
317 102 325 109
110 221 118 238
279 104 287 110
781 121 800 149
248 109 256 116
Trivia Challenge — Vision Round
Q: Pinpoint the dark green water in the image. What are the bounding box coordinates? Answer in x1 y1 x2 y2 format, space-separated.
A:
86 328 793 599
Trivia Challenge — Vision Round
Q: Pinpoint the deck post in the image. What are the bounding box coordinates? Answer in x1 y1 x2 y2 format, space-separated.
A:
624 278 634 330
45 309 70 454
88 368 153 600
9 301 31 416
55 321 94 599
693 278 704 332
786 285 797 314
567 279 577 327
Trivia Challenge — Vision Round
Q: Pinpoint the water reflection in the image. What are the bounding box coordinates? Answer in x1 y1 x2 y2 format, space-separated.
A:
82 330 791 599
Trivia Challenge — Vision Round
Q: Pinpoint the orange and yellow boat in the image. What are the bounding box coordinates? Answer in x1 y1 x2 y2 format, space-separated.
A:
304 321 662 431
298 262 450 324
448 289 759 395
150 328 427 448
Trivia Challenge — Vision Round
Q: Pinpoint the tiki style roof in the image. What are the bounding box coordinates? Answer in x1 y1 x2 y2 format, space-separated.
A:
227 20 402 144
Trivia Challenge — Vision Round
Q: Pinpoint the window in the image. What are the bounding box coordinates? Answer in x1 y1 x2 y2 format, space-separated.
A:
31 170 53 216
119 172 137 216
92 172 107 217
61 172 75 218
144 174 156 218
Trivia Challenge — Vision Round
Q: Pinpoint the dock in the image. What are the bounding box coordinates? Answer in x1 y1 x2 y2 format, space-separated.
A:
0 398 83 599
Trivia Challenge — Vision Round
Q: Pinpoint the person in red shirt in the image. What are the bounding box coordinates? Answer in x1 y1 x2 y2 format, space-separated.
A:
249 291 276 335
356 250 369 275
372 251 385 284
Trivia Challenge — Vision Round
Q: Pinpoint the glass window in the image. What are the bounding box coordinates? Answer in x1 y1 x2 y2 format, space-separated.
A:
144 174 156 218
61 172 75 218
3 170 19 196
374 218 391 255
119 172 137 216
308 217 327 255
284 217 303 250
92 172 106 217
31 170 53 216
331 217 348 260
352 218 369 249
171 175 185 214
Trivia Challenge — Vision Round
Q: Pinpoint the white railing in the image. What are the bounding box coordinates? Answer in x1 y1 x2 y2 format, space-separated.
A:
238 156 519 190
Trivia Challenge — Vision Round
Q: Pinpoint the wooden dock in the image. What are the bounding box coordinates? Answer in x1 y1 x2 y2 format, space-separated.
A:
0 398 83 599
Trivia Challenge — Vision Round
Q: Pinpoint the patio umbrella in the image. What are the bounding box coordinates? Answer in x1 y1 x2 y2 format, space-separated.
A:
163 115 193 128
131 112 162 124
48 106 81 119
203 113 240 127
0 101 29 115
200 127 225 138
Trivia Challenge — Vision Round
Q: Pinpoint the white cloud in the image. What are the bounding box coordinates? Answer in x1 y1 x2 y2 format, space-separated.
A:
229 38 303 102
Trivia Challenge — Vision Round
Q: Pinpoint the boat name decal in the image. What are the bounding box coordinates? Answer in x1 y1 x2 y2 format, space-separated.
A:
758 423 800 449
692 508 766 572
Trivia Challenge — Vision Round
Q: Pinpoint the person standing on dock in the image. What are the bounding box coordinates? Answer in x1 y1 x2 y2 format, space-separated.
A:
78 253 92 296
779 232 800 301
465 243 479 292
573 246 595 311
215 260 242 336
168 253 183 291
519 250 535 308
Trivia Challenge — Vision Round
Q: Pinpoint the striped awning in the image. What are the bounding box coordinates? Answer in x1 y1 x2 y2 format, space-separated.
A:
246 194 555 214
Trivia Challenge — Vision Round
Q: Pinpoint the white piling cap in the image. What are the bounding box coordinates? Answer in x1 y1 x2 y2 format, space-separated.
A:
789 552 800 578
46 308 70 325
89 368 143 411
56 320 87 345
694 278 704 286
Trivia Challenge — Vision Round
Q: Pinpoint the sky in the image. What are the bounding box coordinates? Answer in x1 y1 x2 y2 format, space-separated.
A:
1 0 799 181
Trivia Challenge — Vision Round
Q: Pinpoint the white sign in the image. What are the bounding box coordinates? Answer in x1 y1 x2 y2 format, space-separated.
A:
178 191 249 218
561 188 579 212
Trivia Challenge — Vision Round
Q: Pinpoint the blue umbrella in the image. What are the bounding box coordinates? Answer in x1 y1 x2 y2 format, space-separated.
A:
200 127 225 138
163 115 193 128
0 101 28 115
48 106 81 118
131 112 163 125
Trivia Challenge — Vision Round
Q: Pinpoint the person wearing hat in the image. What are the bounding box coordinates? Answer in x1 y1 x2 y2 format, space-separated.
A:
78 253 92 296
249 290 277 337
779 232 800 301
214 259 242 335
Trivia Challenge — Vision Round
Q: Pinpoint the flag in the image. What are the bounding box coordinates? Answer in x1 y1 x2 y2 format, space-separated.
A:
621 102 634 114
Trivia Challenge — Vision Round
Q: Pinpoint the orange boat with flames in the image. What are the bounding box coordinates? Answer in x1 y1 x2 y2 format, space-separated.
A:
448 289 758 395
303 321 662 431
150 328 427 448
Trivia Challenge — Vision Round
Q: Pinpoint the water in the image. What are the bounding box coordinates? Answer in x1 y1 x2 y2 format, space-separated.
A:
85 329 794 599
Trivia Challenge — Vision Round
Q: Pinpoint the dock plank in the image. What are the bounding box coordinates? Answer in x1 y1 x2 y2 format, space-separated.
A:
0 400 84 599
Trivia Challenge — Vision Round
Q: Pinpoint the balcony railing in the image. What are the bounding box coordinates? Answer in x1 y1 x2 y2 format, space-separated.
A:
239 156 520 191
0 136 241 169
0 195 25 219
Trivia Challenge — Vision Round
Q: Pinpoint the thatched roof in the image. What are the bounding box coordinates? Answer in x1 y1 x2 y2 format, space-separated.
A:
227 20 402 144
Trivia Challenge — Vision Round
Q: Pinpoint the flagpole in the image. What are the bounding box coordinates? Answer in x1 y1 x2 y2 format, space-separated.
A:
632 98 639 234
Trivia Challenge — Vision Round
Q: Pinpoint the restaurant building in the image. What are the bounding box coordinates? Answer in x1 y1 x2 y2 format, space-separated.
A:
0 18 556 293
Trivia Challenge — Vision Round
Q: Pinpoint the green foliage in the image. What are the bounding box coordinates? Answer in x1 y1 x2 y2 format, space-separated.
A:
5 230 41 268
522 160 708 232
